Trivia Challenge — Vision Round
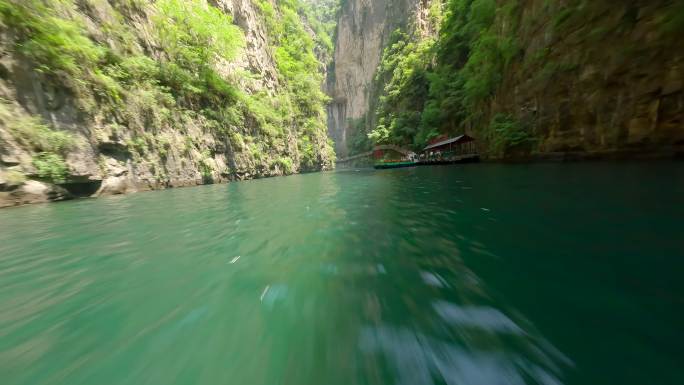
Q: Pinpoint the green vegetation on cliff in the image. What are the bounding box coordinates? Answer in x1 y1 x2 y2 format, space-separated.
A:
361 0 534 155
347 0 525 155
300 0 342 54
0 0 334 193
255 0 336 169
356 0 684 158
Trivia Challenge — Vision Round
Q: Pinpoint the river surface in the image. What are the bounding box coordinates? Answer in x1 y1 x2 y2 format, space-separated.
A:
1 163 683 385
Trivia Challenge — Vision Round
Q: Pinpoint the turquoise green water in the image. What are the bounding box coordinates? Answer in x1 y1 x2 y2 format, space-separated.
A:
1 163 683 385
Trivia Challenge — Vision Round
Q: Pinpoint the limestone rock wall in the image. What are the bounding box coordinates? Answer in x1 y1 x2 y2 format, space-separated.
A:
0 0 334 208
327 0 684 159
326 0 430 158
491 0 684 158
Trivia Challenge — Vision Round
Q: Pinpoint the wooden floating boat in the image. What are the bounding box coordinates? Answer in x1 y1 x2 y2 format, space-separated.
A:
418 154 480 166
341 135 479 170
419 135 479 165
373 161 417 169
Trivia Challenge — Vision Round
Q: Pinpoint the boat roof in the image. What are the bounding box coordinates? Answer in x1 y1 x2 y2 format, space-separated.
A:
423 135 474 151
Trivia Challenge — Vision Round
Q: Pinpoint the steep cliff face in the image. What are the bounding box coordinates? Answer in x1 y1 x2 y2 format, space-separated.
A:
492 0 684 158
332 0 684 159
326 0 434 158
0 0 335 208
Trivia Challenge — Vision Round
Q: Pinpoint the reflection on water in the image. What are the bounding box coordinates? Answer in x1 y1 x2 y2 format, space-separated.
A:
352 226 570 385
359 326 564 385
1 163 682 385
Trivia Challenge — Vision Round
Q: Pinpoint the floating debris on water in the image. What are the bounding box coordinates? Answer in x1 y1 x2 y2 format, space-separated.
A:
261 285 289 307
260 285 270 302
